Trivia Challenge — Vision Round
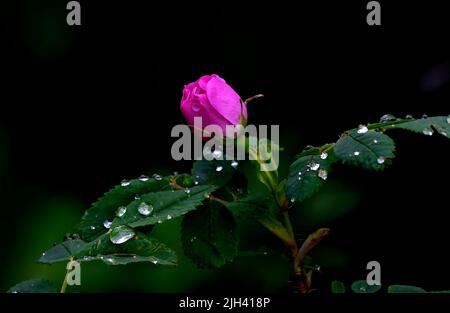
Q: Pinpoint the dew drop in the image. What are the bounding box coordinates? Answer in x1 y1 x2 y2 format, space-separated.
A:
152 259 158 264
377 156 385 164
152 174 163 181
157 220 162 224
134 194 141 200
231 160 239 169
298 171 302 176
190 236 197 243
373 139 378 144
422 128 434 136
215 165 224 172
110 225 135 245
204 192 210 199
357 125 369 134
405 114 414 119
167 214 172 220
380 114 396 122
318 168 328 180
440 130 448 137
422 114 428 119
103 220 112 229
184 188 191 195
354 151 360 156
320 152 328 160
212 150 223 159
138 202 153 216
305 145 314 150
138 175 149 182
298 176 302 181
308 162 320 171
447 114 450 124
116 206 127 217
290 197 296 203
121 179 131 187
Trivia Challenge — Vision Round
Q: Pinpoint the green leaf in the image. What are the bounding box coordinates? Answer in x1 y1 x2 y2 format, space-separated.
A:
39 232 177 266
112 185 217 228
181 203 238 268
227 192 291 243
334 130 395 171
285 145 334 202
392 116 450 138
192 159 236 187
351 280 381 293
8 279 57 293
387 285 426 293
331 280 346 293
75 176 170 241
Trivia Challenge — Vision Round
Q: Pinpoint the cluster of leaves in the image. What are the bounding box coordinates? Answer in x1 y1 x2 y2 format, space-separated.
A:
331 280 450 294
9 115 450 293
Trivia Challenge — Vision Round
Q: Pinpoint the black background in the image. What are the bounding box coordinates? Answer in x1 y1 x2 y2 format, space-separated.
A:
1 0 450 292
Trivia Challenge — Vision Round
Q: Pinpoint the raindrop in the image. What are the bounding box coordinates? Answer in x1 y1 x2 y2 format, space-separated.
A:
298 176 302 181
298 171 302 176
447 115 450 124
305 145 314 150
357 125 369 134
157 220 163 224
314 265 321 272
152 174 163 181
194 181 199 185
231 160 239 169
184 188 191 195
138 175 149 182
167 214 173 220
204 192 210 199
354 151 360 156
121 179 131 187
379 114 396 122
422 128 433 136
138 202 153 216
290 197 296 203
373 139 378 144
116 206 127 217
405 114 414 119
308 162 320 171
320 152 328 160
212 149 223 159
103 220 112 229
440 130 448 137
110 226 135 244
134 194 141 200
422 114 428 119
152 259 158 264
318 169 328 180
190 236 197 243
377 157 385 164
215 165 224 172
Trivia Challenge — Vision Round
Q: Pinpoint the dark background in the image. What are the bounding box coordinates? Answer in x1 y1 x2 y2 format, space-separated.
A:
0 0 449 292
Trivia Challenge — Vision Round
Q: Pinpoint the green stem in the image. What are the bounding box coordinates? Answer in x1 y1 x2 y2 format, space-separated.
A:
60 259 72 293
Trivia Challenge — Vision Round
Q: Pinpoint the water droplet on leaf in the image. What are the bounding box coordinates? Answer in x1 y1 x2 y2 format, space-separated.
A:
354 151 360 156
110 226 135 244
318 169 328 180
152 174 163 181
357 125 369 134
422 128 433 136
184 188 191 195
380 114 396 122
138 202 153 216
212 150 223 159
138 175 149 182
405 114 413 119
377 156 385 164
116 206 127 217
320 152 328 160
215 165 224 172
308 162 320 171
422 114 428 119
103 220 112 229
231 160 239 169
121 179 131 187
167 214 173 220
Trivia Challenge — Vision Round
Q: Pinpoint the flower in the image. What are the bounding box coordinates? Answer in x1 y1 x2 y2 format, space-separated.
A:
180 74 247 134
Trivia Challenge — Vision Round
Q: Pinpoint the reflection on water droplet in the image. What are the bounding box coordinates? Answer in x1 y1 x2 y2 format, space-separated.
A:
308 162 320 171
320 152 328 160
103 220 112 229
298 176 302 181
318 169 328 180
194 181 199 185
405 114 413 119
90 226 96 230
152 174 163 181
110 225 135 244
446 114 450 124
138 175 149 182
204 192 210 199
134 194 141 200
116 206 127 217
138 202 153 216
152 259 158 264
231 160 239 169
422 128 433 136
190 236 197 243
440 130 448 137
216 166 224 172
354 151 360 156
121 179 131 187
167 214 172 220
422 114 428 119
377 157 385 164
373 139 378 144
157 220 162 224
357 125 369 134
290 198 295 203
380 114 396 122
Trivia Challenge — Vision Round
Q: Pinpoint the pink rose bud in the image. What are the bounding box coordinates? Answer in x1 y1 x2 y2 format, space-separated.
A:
180 74 247 134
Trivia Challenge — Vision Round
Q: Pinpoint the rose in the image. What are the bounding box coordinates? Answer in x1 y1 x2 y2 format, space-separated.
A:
180 74 247 134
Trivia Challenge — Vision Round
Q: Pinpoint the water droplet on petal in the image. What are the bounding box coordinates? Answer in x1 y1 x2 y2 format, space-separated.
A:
152 174 163 181
138 202 153 216
422 128 434 136
110 225 135 244
318 168 328 180
231 160 239 169
357 125 369 134
121 179 131 187
103 220 112 229
354 151 360 156
377 156 385 164
380 114 396 122
215 165 224 172
138 175 149 182
320 152 328 160
116 206 127 217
